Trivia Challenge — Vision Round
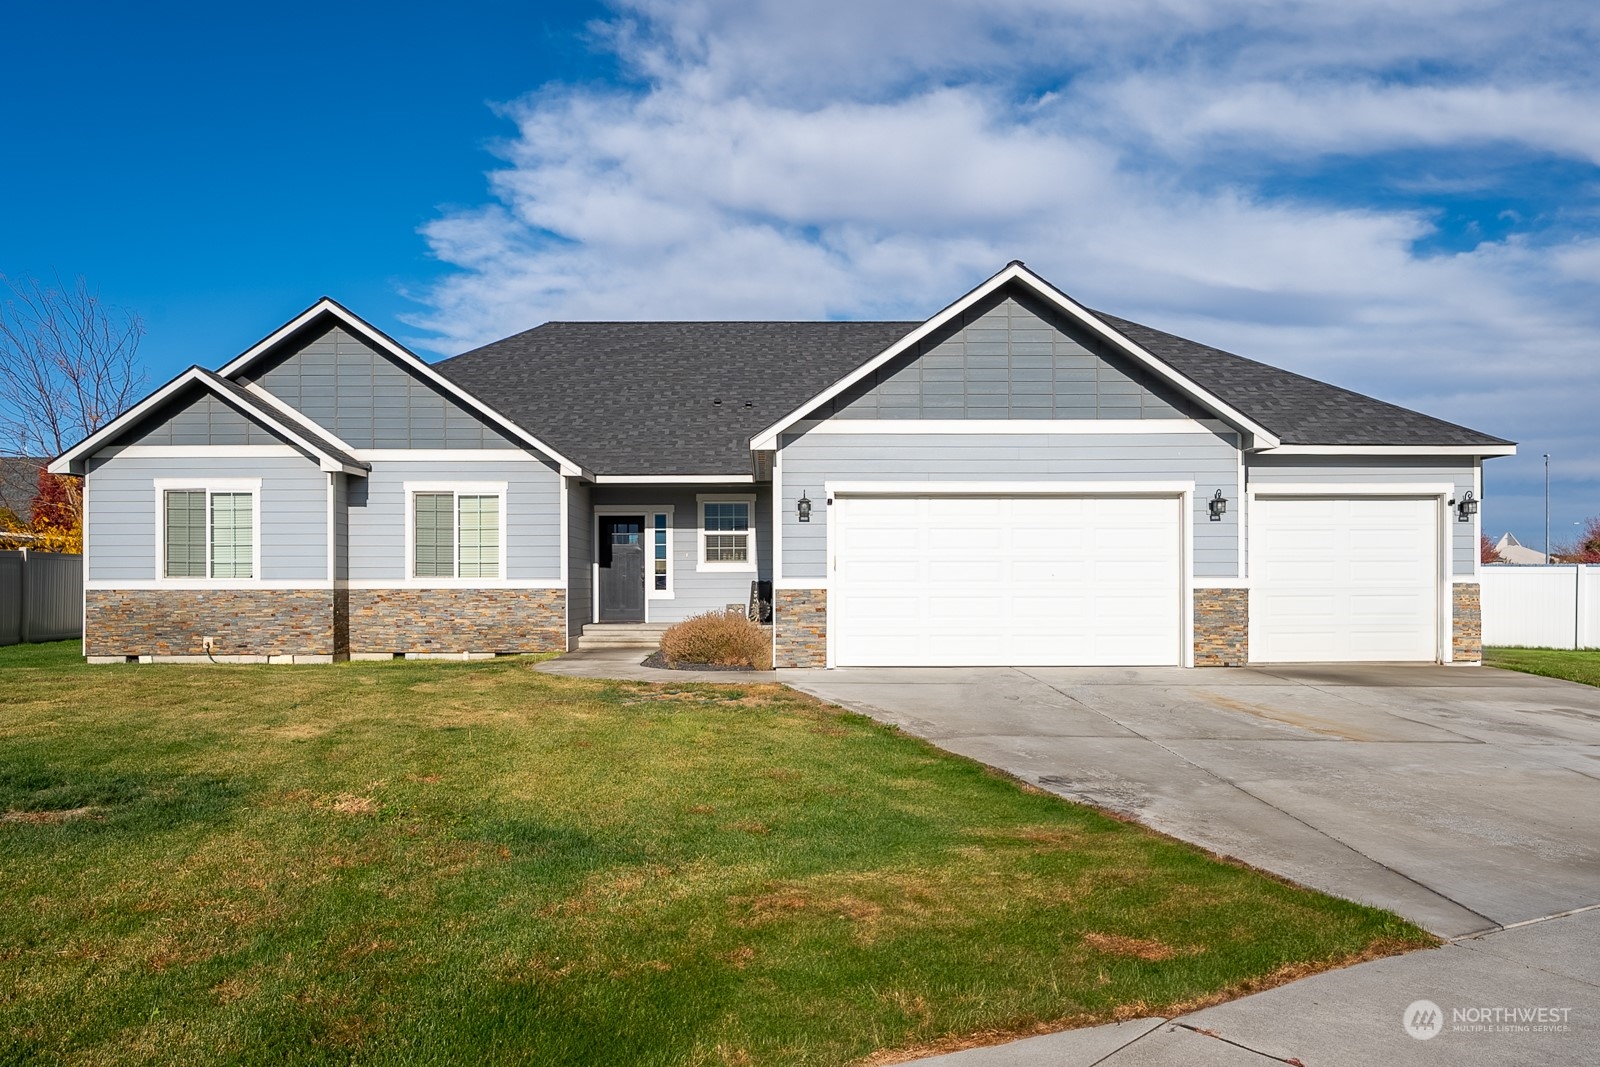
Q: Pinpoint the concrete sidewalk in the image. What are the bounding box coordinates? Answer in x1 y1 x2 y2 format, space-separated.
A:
535 646 777 684
907 907 1599 1066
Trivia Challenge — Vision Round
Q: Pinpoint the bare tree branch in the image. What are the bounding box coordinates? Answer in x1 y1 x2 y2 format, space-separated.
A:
0 273 146 460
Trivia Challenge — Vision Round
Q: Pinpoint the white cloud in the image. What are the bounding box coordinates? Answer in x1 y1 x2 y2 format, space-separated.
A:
408 0 1600 537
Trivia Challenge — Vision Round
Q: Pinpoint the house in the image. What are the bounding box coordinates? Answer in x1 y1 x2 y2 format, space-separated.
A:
1492 532 1547 565
0 456 45 523
51 262 1515 667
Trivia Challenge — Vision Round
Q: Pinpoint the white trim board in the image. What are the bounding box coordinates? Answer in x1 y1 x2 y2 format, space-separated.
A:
213 297 588 478
750 262 1279 451
1248 482 1456 498
87 579 567 591
825 480 1196 498
788 419 1232 436
1257 444 1517 457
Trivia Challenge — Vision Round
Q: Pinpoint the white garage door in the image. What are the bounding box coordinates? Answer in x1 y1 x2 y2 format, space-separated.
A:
1252 496 1440 663
832 494 1183 667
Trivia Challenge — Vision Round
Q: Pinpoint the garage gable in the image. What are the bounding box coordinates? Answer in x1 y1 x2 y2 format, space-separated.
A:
821 286 1207 423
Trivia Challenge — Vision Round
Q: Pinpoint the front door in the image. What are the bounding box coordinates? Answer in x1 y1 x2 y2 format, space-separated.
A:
598 515 646 622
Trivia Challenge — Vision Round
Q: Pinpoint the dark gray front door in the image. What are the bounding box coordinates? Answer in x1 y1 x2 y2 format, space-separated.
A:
598 516 646 622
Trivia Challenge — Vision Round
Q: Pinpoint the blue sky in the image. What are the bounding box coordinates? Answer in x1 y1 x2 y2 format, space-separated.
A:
4 0 1597 548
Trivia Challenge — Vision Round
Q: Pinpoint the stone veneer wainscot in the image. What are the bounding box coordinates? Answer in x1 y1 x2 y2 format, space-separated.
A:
86 588 337 660
347 587 566 655
774 588 827 668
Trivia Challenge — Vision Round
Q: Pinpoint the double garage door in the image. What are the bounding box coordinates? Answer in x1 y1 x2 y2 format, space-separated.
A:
832 493 1184 667
830 490 1444 667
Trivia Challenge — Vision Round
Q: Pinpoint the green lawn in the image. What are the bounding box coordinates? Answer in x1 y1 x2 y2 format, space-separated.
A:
0 641 1429 1066
1486 646 1600 688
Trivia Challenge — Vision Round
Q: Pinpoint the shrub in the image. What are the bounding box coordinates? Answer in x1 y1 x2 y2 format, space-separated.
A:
659 611 773 670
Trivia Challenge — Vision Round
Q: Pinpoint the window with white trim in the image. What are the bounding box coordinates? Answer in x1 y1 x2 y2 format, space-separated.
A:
162 487 256 579
410 488 503 579
697 495 756 571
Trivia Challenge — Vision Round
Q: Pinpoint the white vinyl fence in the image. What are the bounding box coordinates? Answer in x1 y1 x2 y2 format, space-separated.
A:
0 550 83 646
1480 564 1600 649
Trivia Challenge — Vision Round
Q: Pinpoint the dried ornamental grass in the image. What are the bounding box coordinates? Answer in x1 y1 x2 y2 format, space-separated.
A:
659 611 773 670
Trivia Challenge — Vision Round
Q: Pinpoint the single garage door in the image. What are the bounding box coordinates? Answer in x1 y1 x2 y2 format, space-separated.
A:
832 493 1183 667
1252 495 1440 662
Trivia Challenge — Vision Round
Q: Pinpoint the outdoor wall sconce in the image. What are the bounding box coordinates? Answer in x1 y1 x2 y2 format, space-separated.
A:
1208 489 1228 522
1457 490 1478 523
797 491 813 523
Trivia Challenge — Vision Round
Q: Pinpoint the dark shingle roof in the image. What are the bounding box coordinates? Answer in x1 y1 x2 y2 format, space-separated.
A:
1092 314 1513 448
435 309 1509 475
437 322 917 475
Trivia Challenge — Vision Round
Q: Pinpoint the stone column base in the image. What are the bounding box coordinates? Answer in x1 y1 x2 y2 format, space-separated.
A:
1194 587 1249 666
774 588 827 668
1452 582 1482 663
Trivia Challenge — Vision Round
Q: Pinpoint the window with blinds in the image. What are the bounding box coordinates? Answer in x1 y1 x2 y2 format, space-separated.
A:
163 489 253 579
413 491 500 578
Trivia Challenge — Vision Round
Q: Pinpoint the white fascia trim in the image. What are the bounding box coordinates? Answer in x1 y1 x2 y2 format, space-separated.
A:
1258 444 1518 457
88 579 334 591
358 449 560 463
343 579 565 590
1248 482 1455 498
215 298 589 478
750 263 1279 451
50 367 367 477
791 419 1231 436
592 474 755 484
826 480 1196 498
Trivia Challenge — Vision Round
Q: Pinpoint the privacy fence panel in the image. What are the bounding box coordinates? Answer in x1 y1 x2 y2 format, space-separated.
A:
1480 564 1600 650
0 550 83 646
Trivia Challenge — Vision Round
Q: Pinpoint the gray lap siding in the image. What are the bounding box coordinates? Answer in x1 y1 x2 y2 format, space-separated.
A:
777 430 1242 580
347 458 562 582
85 454 328 582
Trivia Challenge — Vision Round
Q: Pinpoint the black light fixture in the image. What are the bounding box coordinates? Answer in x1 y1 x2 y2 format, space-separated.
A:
1208 489 1228 522
797 491 812 523
1457 490 1478 523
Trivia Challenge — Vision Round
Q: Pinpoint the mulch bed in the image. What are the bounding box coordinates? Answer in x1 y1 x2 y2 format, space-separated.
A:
640 651 769 673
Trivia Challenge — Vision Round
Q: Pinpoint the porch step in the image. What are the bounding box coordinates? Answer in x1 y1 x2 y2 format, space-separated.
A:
577 623 672 650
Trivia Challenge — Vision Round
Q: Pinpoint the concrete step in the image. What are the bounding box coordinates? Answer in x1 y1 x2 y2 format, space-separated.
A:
577 623 671 650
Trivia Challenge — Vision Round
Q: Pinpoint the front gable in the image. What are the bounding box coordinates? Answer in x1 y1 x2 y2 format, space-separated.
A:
824 289 1206 422
120 387 286 447
242 324 523 451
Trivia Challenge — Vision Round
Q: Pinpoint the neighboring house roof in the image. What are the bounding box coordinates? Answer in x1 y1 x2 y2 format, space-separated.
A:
0 456 45 519
438 267 1510 475
437 321 918 476
1493 532 1547 565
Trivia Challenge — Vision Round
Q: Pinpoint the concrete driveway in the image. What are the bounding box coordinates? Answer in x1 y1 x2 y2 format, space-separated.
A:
780 663 1600 938
780 663 1600 1064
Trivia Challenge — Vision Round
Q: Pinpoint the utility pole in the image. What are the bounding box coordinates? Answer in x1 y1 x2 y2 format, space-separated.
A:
1544 453 1551 563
